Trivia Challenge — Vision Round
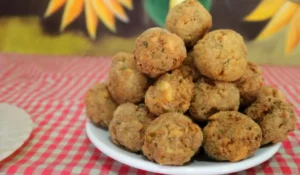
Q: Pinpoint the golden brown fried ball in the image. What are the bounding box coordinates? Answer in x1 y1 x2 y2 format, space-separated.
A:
203 111 262 162
258 100 296 145
109 103 155 152
166 0 212 47
245 95 288 121
142 112 203 165
85 83 117 128
235 62 264 108
245 97 296 145
257 86 286 102
189 78 240 122
107 52 149 104
245 96 276 121
134 27 187 77
194 29 248 81
145 69 194 115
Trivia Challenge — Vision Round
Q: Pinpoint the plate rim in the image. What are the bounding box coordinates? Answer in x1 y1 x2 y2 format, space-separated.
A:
85 119 281 175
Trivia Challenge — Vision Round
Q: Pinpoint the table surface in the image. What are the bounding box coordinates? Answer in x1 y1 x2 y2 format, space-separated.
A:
0 54 299 175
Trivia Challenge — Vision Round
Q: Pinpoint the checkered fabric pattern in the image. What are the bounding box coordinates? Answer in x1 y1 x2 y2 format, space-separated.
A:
0 54 299 175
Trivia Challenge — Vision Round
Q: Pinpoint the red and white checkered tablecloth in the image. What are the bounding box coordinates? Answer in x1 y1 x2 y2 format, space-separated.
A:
0 53 299 175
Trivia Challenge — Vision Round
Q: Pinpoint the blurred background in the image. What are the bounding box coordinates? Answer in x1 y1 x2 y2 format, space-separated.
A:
0 0 299 65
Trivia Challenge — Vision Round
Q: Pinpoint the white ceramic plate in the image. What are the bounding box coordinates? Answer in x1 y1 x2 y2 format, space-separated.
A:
86 120 281 175
0 103 34 161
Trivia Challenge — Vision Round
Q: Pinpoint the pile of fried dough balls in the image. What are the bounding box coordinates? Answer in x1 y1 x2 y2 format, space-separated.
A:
85 0 296 165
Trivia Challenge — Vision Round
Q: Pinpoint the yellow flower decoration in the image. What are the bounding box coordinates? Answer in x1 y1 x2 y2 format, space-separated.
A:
44 0 133 39
245 0 300 55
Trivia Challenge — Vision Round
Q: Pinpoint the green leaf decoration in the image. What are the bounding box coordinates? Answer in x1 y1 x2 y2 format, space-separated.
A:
144 0 212 27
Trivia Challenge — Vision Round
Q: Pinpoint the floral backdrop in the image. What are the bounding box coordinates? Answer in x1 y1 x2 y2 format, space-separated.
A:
0 0 299 65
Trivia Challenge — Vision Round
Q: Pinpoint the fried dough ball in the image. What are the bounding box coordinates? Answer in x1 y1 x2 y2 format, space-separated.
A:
235 62 264 108
109 103 155 152
134 27 187 77
166 0 212 47
107 52 149 104
194 29 247 81
245 96 287 121
85 83 117 128
258 100 296 145
142 112 203 165
245 97 296 145
203 111 262 162
257 86 286 102
145 69 194 115
189 78 240 122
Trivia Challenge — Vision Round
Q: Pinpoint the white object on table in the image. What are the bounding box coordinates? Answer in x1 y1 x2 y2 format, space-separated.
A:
0 103 34 161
